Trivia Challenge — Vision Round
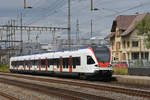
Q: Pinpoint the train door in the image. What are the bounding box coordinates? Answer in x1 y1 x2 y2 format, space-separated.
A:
28 59 31 71
38 58 41 71
45 58 48 71
69 56 72 72
52 58 59 72
86 55 96 72
24 60 26 71
59 57 63 72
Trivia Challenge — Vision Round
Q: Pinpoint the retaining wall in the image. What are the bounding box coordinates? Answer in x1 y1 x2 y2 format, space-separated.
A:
128 68 150 76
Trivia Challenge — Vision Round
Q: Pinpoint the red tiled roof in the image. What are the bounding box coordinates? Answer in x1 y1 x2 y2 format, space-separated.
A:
115 15 136 30
121 13 150 36
106 13 150 39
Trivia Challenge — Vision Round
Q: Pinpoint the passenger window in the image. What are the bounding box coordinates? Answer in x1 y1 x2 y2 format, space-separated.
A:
63 58 69 68
87 56 95 64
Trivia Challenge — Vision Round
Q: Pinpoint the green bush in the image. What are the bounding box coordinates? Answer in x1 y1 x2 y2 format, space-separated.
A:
114 67 128 75
0 64 10 72
0 64 7 67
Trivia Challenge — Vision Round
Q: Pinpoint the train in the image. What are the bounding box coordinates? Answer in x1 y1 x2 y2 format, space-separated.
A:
10 46 113 80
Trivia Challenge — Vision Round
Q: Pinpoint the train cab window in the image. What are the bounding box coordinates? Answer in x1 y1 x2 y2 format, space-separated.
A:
87 56 95 64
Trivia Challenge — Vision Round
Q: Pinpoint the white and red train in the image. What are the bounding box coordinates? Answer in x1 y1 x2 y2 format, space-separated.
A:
10 46 113 79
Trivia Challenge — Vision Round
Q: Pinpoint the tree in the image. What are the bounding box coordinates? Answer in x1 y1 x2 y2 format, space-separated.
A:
136 16 150 48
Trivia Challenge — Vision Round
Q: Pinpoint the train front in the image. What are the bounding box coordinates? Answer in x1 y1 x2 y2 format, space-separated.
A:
91 46 113 79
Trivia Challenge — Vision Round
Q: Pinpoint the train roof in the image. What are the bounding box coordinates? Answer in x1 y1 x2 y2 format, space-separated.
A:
11 46 89 58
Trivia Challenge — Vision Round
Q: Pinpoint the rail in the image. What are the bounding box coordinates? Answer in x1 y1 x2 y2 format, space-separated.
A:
0 72 150 99
0 91 19 100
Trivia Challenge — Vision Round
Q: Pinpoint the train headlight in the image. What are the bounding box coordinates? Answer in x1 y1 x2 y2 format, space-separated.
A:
94 64 99 67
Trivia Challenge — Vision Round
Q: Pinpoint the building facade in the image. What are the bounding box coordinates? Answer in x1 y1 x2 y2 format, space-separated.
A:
107 13 150 67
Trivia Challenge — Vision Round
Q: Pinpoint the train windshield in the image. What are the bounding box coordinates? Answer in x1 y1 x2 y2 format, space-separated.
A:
92 46 110 63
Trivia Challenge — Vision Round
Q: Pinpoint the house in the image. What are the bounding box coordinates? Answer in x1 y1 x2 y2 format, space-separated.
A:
106 13 150 67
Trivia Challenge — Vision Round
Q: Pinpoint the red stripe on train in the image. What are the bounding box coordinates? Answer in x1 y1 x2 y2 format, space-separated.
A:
60 57 63 72
45 58 48 71
39 59 41 71
69 56 72 72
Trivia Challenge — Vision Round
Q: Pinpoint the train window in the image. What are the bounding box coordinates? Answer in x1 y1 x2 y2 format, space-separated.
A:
34 60 38 66
25 61 28 66
54 59 59 68
11 61 14 66
38 60 41 68
14 61 17 67
26 61 29 68
48 59 53 67
31 60 34 66
19 61 24 66
11 61 16 67
16 61 19 67
87 56 95 64
63 58 69 68
27 61 31 68
53 59 56 65
41 59 45 68
75 57 80 65
73 57 81 68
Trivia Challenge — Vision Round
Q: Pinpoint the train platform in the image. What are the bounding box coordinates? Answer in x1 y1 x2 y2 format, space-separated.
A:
113 75 150 86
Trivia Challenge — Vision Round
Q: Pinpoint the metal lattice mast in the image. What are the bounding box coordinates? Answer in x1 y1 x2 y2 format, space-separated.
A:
68 0 71 48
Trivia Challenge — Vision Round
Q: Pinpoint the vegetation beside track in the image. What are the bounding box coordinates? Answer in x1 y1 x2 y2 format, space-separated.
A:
113 67 128 75
0 64 10 72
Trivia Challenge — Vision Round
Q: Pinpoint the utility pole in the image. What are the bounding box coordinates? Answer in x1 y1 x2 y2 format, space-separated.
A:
27 28 30 42
68 0 71 48
20 12 23 55
13 20 16 55
24 0 32 9
24 0 26 9
90 0 98 11
76 19 79 41
91 0 93 11
90 19 93 38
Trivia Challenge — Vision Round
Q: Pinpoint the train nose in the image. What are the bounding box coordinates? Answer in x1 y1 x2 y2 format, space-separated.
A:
98 62 109 67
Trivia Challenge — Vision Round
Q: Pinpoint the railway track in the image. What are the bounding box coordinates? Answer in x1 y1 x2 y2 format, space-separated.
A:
0 72 150 99
0 91 19 100
0 77 113 100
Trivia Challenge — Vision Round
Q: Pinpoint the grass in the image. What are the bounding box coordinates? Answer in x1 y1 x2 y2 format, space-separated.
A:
113 67 128 75
0 64 10 72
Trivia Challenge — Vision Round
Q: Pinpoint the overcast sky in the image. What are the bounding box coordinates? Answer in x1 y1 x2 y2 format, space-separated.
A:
0 0 150 43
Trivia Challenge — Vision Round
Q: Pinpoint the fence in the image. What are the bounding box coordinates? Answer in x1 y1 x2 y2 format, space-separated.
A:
112 60 150 76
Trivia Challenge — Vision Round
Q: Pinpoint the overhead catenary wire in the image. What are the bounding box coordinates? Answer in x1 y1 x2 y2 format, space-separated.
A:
24 0 66 25
24 0 150 26
18 0 62 25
